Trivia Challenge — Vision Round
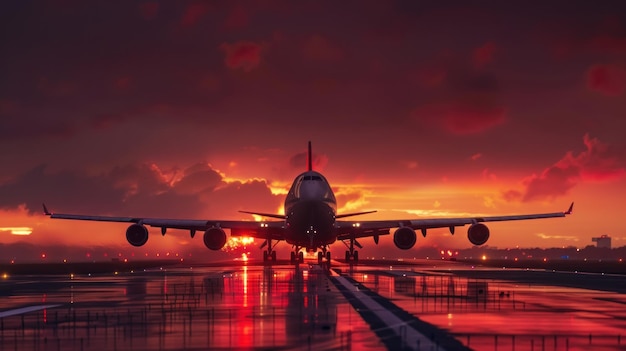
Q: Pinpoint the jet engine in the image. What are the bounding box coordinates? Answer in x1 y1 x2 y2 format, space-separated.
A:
393 227 417 250
126 224 149 247
467 223 490 246
203 227 227 250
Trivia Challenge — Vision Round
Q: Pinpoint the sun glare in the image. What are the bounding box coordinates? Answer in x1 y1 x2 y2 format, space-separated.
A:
223 236 255 252
0 227 33 235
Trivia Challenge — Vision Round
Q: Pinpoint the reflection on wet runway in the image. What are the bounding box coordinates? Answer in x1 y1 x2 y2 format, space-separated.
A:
1 259 625 350
0 264 382 350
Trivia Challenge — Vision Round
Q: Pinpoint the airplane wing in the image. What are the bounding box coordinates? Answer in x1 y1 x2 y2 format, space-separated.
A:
43 204 285 239
335 202 573 240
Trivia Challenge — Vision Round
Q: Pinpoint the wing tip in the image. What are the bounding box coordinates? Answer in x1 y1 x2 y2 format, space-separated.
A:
42 203 51 216
565 202 574 215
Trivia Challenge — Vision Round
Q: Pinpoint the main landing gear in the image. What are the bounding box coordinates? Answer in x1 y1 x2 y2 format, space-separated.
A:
317 247 331 267
290 247 304 264
343 237 360 263
262 239 278 263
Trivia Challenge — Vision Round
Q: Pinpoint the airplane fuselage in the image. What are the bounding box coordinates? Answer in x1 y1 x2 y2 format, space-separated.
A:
284 171 337 250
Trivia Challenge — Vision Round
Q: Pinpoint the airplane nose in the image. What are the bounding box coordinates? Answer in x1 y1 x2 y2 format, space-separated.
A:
299 183 323 200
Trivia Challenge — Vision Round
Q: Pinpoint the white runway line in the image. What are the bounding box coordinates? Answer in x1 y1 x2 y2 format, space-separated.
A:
0 304 61 318
333 275 445 351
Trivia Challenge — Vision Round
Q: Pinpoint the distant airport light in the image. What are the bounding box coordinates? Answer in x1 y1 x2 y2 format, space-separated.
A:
41 253 46 259
543 258 547 262
63 259 67 263
9 227 32 235
2 273 8 279
481 255 487 261
10 260 15 264
123 258 128 263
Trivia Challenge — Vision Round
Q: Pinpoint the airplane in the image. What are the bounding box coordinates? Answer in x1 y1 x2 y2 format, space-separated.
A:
43 142 573 266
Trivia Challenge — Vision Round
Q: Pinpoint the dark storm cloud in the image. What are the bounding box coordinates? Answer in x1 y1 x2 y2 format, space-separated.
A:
1 1 625 190
173 163 222 195
220 41 264 71
411 68 506 135
586 64 626 96
0 161 281 219
0 1 238 135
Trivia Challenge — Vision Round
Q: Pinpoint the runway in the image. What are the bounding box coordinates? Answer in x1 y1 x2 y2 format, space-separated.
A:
1 259 625 350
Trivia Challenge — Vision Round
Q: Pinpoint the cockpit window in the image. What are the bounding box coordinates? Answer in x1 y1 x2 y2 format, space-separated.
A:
303 175 323 181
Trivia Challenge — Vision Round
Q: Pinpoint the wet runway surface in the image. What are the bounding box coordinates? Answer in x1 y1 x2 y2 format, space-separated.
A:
1 259 625 350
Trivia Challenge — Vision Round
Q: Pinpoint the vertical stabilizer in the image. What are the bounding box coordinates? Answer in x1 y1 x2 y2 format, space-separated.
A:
307 141 313 171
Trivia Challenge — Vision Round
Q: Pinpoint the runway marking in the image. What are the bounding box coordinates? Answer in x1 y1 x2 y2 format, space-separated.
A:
329 268 472 351
332 274 442 351
0 304 61 318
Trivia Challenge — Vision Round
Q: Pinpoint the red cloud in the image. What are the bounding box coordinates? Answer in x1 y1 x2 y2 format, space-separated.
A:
586 64 626 96
472 42 496 69
588 36 626 54
506 134 625 202
302 35 343 61
412 100 506 135
220 41 263 72
181 2 211 27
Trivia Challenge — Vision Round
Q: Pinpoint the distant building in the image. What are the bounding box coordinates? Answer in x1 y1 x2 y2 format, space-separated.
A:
592 235 611 249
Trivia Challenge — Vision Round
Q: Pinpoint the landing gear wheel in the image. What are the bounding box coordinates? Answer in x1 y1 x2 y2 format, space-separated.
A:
326 251 331 262
271 251 277 261
298 251 304 263
353 250 359 263
345 250 350 262
263 251 268 262
318 252 323 265
290 251 296 264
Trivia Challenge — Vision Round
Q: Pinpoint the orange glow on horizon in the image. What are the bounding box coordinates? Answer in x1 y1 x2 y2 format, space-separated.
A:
0 227 33 235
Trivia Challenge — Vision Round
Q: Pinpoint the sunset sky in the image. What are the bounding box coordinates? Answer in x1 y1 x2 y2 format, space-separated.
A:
1 1 626 261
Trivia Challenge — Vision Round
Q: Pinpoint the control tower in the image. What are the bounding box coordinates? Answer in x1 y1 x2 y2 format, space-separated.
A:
592 235 611 249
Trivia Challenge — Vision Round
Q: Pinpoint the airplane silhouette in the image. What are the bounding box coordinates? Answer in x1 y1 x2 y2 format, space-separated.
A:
44 142 573 266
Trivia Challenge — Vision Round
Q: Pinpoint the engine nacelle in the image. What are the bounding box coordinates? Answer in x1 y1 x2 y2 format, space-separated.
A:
126 224 149 247
203 227 227 250
393 227 417 250
467 223 490 246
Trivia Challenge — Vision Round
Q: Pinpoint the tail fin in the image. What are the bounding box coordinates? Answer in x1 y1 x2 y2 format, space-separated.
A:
307 141 313 171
